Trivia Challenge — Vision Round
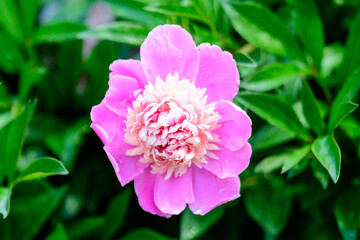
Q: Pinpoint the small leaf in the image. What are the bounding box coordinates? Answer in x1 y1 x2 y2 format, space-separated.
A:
121 228 173 240
102 189 131 240
144 4 206 22
281 145 311 173
15 157 68 183
332 68 360 109
77 22 148 46
255 153 287 174
46 224 68 240
221 2 304 60
233 52 257 68
241 63 304 92
0 187 11 219
236 93 311 141
32 22 87 44
312 134 341 183
300 81 325 136
328 102 358 132
180 207 224 240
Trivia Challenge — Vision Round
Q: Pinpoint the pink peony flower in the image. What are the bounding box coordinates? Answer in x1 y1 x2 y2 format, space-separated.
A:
90 25 252 217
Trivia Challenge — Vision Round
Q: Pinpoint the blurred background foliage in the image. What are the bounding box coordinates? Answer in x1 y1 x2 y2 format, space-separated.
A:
0 0 360 239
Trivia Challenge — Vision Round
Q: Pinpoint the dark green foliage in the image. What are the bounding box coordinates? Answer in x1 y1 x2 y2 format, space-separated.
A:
0 0 359 239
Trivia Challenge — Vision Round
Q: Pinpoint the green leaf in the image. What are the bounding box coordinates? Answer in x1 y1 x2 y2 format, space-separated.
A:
233 52 257 68
310 158 330 189
241 63 304 92
0 0 23 42
236 93 311 141
32 22 87 44
18 0 39 36
121 228 173 240
105 0 165 28
0 187 11 219
68 217 105 239
300 81 325 136
15 157 68 183
289 0 324 71
334 188 360 240
4 181 67 240
0 101 36 184
321 43 344 79
46 224 68 240
312 134 341 183
180 207 224 240
336 8 360 83
144 4 206 22
281 145 311 173
102 189 131 240
0 33 23 74
255 153 287 174
250 124 295 152
221 2 304 60
19 63 48 101
340 116 360 139
328 102 358 132
332 68 360 109
77 22 148 46
244 181 292 237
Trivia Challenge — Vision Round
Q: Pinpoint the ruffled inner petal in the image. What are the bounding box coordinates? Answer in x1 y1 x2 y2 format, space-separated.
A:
140 25 200 82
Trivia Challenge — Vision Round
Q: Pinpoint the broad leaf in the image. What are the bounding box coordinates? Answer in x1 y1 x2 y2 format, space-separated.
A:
180 207 224 240
289 0 324 71
77 22 148 46
328 102 358 132
221 2 304 60
32 22 87 44
15 157 68 183
281 145 311 173
312 134 341 183
300 81 325 136
236 93 311 141
241 63 304 92
0 187 11 219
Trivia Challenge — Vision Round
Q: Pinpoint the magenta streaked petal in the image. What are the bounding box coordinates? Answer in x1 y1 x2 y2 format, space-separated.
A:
154 168 195 215
194 43 239 103
109 59 148 87
214 100 252 151
140 25 199 82
134 168 172 218
104 75 140 117
189 167 240 215
204 143 251 178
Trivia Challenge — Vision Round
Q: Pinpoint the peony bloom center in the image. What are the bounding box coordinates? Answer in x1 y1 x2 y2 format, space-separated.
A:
124 73 221 180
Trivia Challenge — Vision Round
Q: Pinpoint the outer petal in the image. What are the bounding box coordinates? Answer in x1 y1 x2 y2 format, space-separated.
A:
154 168 195 215
140 25 200 82
134 168 171 218
104 75 140 116
204 143 251 178
90 100 123 145
109 59 148 87
195 43 239 103
189 167 240 215
214 100 252 151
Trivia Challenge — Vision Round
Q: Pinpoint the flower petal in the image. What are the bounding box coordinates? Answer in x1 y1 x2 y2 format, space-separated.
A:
214 100 252 151
109 59 148 87
134 168 172 218
140 25 199 82
204 143 251 178
154 168 195 215
189 167 240 215
195 43 239 103
90 100 123 145
104 75 140 117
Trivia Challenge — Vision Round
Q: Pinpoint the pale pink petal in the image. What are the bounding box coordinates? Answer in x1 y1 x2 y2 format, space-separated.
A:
104 75 140 116
204 143 251 178
154 168 195 215
109 59 148 87
134 168 171 218
90 101 123 145
195 43 239 103
214 100 252 151
189 167 240 215
140 25 199 82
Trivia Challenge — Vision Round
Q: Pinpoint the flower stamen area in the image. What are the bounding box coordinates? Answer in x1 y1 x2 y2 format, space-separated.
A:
124 73 221 180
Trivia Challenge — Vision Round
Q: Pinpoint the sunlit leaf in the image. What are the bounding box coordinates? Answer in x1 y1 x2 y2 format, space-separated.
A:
281 145 311 173
328 102 358 132
33 22 87 44
0 187 11 219
46 223 68 240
